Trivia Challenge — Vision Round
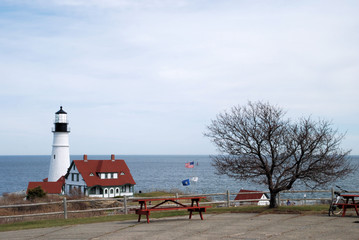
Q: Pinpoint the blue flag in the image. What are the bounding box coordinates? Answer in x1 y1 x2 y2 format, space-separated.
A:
182 179 190 186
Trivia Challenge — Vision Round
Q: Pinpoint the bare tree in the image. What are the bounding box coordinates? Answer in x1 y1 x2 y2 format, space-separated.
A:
205 101 355 208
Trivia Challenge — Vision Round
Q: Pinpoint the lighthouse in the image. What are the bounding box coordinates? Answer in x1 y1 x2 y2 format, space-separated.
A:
48 106 71 182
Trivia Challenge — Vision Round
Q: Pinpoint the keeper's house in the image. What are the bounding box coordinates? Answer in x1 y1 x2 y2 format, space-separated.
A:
64 154 136 197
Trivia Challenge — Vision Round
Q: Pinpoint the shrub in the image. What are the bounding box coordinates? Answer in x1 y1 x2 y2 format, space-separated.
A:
27 186 47 200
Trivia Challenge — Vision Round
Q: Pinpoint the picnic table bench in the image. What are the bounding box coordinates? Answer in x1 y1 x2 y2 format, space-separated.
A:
336 194 359 217
134 196 210 223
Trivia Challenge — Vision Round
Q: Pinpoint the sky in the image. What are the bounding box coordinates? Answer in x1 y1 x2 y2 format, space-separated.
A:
0 0 358 155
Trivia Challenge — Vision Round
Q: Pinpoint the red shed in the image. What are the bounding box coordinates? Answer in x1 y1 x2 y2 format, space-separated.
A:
234 189 269 206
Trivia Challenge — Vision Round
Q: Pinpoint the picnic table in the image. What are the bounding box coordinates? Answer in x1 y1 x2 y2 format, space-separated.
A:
339 194 359 217
134 196 210 223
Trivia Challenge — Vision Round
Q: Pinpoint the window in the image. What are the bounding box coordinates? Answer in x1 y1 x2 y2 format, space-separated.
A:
116 188 119 194
73 164 76 170
53 155 56 159
89 173 94 176
99 172 121 179
110 189 114 194
89 188 96 194
76 174 79 181
104 189 108 194
71 173 75 181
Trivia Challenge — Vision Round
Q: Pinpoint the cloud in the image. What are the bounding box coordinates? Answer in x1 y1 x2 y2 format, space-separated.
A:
0 0 358 154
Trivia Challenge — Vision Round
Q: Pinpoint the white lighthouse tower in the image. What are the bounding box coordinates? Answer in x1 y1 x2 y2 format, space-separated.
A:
48 106 70 182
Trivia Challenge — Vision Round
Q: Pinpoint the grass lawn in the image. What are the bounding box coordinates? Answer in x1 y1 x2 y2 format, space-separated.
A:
0 204 330 232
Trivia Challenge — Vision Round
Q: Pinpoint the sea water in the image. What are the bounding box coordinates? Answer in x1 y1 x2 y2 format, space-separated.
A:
1 155 358 198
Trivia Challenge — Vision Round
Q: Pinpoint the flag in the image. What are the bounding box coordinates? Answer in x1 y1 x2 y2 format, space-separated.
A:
182 179 190 186
185 161 194 168
191 177 198 182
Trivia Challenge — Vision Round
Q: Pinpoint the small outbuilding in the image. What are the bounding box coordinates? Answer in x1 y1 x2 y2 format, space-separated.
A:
234 189 269 206
27 176 65 195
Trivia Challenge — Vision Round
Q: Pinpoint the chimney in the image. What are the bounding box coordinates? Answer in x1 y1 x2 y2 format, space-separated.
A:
83 154 88 162
111 154 115 161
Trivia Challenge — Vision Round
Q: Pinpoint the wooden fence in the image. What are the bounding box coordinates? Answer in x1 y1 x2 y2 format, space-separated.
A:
1 188 358 222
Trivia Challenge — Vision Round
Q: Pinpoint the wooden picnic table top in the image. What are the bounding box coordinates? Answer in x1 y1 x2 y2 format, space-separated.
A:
133 196 207 202
341 194 359 198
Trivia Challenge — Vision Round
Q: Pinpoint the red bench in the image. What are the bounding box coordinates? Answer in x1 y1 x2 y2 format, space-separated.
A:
134 196 210 223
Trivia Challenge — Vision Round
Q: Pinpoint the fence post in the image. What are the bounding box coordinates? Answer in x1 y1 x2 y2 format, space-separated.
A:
63 197 67 219
124 196 128 215
226 190 230 207
176 193 179 199
277 192 281 206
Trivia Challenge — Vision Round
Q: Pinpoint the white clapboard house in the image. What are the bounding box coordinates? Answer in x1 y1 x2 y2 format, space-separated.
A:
64 154 136 197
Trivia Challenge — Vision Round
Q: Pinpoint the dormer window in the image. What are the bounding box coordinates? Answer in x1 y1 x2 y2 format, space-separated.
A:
120 172 125 176
99 172 120 179
89 173 94 176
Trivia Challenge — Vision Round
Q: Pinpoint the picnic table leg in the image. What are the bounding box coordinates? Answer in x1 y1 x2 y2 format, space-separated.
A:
199 210 204 220
146 212 150 223
350 197 359 216
189 199 194 219
355 205 359 216
189 198 198 219
138 201 145 222
342 198 350 217
342 206 346 217
189 199 203 220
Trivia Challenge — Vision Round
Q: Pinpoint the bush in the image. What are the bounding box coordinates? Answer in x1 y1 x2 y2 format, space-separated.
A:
27 186 47 200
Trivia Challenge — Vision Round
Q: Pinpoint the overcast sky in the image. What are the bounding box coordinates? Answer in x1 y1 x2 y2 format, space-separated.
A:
0 0 358 155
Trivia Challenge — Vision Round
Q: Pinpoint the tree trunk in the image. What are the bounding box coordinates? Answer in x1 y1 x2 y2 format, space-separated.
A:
269 191 278 208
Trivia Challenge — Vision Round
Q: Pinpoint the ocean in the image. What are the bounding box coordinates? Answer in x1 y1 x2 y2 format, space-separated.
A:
1 155 358 198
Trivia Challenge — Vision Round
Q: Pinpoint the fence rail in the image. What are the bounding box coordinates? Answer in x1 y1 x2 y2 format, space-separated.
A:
1 188 358 221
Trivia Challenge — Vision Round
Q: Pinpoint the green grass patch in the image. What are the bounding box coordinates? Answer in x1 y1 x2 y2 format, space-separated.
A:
134 191 177 198
0 204 330 232
0 214 138 232
207 204 329 215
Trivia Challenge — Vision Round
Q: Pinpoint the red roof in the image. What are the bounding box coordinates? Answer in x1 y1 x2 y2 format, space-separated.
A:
234 189 267 202
27 176 65 194
71 159 136 187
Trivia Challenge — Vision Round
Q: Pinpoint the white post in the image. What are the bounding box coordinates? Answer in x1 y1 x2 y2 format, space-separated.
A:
63 197 68 219
124 196 128 214
277 192 281 206
227 190 230 207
